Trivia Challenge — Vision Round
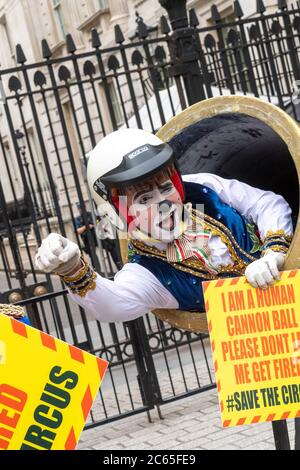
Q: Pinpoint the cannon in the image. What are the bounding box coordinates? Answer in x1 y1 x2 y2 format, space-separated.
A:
145 95 300 333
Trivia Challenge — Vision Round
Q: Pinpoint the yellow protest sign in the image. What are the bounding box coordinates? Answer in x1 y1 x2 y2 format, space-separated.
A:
0 313 108 450
203 270 300 428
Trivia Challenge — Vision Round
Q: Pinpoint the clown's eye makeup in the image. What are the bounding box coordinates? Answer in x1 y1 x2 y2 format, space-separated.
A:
131 180 175 207
160 182 174 195
139 194 153 205
132 185 154 205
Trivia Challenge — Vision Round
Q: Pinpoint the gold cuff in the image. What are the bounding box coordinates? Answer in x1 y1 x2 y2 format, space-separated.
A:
71 272 97 298
262 246 289 256
60 256 89 282
262 230 293 243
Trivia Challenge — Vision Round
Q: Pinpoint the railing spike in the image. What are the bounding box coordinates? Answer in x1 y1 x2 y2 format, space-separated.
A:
91 28 101 48
16 44 27 64
138 20 148 39
189 8 199 27
257 0 266 14
234 0 244 18
211 4 221 22
41 39 52 59
160 15 170 34
66 34 77 53
278 0 288 10
115 24 125 44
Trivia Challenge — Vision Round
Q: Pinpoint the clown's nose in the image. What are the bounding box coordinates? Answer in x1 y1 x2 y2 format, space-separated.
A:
158 200 172 213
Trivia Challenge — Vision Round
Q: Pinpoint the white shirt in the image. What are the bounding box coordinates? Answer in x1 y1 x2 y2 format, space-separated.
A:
69 174 293 322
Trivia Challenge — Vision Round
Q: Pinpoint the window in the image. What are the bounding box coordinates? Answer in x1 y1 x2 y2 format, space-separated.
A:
62 101 85 183
28 130 56 217
109 82 124 128
98 0 108 10
52 0 66 40
28 130 45 183
2 143 22 203
0 16 15 66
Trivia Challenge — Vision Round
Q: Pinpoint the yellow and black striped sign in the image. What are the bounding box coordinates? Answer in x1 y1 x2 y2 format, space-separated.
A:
0 313 108 450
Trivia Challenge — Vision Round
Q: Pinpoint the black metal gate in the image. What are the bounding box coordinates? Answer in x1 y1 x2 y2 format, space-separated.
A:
1 0 300 429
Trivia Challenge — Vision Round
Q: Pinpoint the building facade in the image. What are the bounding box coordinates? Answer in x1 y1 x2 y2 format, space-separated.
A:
0 1 286 69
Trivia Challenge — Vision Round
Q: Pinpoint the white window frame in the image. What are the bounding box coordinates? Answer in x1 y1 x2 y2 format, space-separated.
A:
98 0 108 11
109 82 124 128
0 15 15 66
52 0 66 40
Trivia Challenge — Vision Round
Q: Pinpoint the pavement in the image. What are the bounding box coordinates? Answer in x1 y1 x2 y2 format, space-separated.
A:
78 373 296 451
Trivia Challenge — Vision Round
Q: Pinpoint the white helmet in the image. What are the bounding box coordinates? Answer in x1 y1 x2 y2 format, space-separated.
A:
87 129 177 230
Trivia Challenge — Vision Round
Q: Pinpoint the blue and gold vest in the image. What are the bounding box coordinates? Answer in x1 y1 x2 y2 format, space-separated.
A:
128 182 263 311
18 317 31 325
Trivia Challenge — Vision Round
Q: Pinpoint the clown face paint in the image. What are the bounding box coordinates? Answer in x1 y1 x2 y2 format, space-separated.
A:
125 175 187 242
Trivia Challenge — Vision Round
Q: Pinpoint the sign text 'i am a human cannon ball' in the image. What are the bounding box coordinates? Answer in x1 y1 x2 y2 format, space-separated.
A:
203 270 300 427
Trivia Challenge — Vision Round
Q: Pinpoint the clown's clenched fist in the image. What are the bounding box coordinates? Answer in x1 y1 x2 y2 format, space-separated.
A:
35 233 81 276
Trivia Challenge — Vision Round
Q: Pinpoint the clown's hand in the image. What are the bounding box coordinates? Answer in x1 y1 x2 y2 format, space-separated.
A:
245 250 285 289
35 233 81 276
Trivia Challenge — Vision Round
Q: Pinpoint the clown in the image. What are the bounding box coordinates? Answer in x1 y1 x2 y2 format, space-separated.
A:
35 129 293 322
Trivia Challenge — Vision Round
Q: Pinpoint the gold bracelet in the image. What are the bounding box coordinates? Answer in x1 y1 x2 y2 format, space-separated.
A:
262 230 293 243
262 246 289 256
67 275 95 290
69 272 97 298
61 256 89 282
